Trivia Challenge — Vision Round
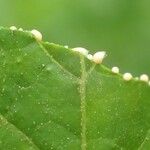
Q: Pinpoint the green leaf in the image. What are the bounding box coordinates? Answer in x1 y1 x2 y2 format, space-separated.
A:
0 27 150 150
1 0 150 75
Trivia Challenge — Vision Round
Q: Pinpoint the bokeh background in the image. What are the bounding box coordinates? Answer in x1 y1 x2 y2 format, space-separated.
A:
0 0 150 75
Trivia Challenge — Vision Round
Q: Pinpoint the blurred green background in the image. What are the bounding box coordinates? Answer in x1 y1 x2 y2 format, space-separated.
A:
0 0 150 75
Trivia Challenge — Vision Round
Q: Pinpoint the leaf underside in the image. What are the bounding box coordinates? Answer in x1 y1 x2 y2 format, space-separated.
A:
0 27 150 150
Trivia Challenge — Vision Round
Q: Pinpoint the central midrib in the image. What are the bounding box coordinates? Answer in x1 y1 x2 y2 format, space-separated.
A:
39 42 88 150
80 56 87 150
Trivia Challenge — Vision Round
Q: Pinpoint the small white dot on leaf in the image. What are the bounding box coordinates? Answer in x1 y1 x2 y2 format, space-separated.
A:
93 51 106 64
31 29 42 41
111 66 119 74
64 45 69 48
123 73 133 81
87 54 93 60
140 74 149 82
72 47 88 56
10 26 17 31
18 28 23 31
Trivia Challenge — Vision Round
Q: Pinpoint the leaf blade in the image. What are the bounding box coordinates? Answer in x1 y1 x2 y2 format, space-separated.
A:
0 27 150 150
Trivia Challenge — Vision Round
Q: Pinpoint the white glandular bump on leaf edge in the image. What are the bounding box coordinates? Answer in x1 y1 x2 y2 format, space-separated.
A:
64 45 69 48
18 28 23 31
31 29 42 41
72 47 89 56
87 54 93 60
123 73 133 81
93 51 106 64
111 66 119 74
140 74 149 82
10 26 17 31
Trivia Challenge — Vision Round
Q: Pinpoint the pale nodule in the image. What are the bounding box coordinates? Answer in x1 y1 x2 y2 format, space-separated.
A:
64 45 69 48
31 29 42 41
111 66 119 74
140 74 149 82
87 54 93 60
123 73 133 81
18 28 23 31
93 51 106 64
72 47 89 56
10 26 17 31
